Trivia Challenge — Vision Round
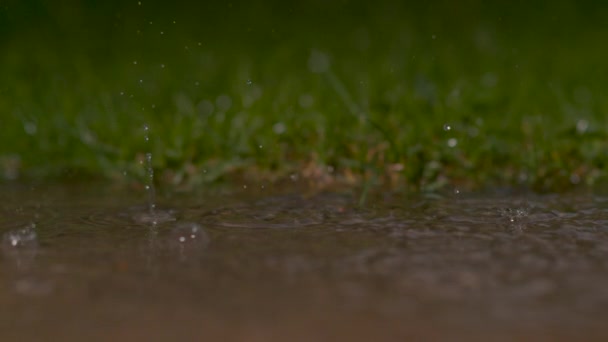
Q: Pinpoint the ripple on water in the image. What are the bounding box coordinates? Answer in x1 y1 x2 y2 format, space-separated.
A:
200 193 358 229
80 205 177 228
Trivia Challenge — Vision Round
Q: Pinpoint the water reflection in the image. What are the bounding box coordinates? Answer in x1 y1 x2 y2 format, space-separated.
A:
1 186 608 339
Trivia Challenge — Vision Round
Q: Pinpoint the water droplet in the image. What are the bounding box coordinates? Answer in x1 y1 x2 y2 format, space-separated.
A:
133 60 138 65
576 119 589 134
23 122 37 135
258 145 263 149
298 94 314 108
432 34 437 40
290 173 298 181
273 122 286 134
447 138 458 148
308 50 330 73
481 72 498 87
2 224 38 266
246 79 253 85
120 91 124 96
443 124 452 131
570 174 581 185
243 185 248 189
197 99 214 116
138 1 141 5
169 223 209 261
216 95 232 112
160 31 164 35
197 42 202 46
194 81 199 86
160 64 165 68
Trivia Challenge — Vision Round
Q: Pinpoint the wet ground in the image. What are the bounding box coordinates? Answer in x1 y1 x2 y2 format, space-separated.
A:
2 183 608 341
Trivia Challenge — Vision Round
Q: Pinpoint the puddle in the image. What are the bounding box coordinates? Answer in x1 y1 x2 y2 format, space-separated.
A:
1 184 608 340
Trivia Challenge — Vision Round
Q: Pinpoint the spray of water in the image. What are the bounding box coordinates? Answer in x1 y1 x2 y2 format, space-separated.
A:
143 125 157 216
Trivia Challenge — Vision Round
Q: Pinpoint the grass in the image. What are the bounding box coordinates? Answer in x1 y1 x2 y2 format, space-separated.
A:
1 0 608 192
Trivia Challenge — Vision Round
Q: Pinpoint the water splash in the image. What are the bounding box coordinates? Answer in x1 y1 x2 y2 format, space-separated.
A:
134 124 175 226
2 223 39 269
169 222 209 262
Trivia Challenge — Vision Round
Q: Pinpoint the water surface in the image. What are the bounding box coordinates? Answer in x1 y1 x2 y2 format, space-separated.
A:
2 183 608 341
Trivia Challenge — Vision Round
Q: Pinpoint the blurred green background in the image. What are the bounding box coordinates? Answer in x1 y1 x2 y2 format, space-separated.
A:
1 0 608 191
